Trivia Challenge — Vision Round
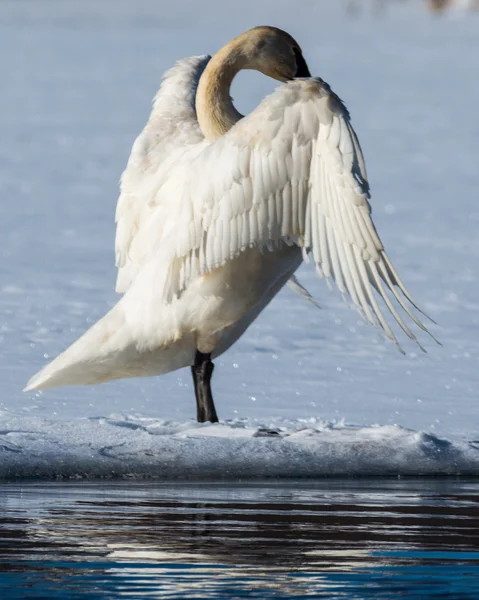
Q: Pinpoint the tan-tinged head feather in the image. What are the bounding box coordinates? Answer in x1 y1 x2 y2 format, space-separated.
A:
196 26 310 141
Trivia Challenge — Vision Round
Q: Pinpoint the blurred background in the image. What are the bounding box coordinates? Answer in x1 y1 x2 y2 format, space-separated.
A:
1 0 478 438
347 0 479 14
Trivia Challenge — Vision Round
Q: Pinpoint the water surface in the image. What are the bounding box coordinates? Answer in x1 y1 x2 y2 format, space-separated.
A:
1 480 478 598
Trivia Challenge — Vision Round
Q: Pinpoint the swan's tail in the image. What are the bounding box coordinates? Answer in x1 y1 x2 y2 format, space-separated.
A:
25 259 196 394
25 294 194 393
24 304 132 392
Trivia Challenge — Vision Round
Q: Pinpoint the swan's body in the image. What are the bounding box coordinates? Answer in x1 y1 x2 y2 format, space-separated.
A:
25 26 436 421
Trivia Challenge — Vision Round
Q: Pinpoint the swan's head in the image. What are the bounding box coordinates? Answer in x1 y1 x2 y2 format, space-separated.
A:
233 26 311 82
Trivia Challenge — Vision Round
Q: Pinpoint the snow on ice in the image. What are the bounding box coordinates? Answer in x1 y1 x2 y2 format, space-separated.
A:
1 411 478 480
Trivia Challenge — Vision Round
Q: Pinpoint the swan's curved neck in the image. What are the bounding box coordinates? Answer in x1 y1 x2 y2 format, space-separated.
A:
196 44 245 141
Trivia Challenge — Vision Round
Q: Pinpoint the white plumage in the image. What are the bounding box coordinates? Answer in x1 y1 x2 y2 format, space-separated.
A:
115 55 210 293
25 27 436 414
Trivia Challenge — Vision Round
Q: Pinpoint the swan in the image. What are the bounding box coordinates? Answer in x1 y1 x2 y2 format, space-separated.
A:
25 26 437 423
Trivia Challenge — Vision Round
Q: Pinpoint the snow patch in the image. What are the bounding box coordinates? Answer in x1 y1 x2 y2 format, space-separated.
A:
0 411 477 480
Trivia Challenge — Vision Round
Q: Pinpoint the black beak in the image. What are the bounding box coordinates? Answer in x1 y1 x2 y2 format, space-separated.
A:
293 48 311 78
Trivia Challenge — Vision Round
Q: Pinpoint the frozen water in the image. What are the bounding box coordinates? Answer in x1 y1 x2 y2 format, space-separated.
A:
1 0 478 478
1 411 478 479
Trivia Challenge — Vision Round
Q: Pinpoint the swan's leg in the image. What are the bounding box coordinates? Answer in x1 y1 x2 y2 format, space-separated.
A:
191 351 219 423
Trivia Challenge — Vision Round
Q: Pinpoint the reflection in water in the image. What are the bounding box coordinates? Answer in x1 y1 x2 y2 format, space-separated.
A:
0 480 479 598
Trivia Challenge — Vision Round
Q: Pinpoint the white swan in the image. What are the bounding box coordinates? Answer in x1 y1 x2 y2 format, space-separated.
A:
25 26 437 422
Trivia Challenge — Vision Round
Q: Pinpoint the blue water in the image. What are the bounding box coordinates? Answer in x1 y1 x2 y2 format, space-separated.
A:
1 481 478 598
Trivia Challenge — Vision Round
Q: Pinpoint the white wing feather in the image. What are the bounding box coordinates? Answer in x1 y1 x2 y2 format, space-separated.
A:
158 78 437 351
114 55 210 293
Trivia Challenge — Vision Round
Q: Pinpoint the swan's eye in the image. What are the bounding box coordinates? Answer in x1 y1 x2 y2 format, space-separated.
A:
293 47 311 78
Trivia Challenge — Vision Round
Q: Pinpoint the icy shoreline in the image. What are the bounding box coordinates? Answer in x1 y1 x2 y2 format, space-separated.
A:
1 413 478 480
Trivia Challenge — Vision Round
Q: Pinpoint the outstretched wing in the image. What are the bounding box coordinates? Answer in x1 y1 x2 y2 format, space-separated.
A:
114 55 210 293
160 78 437 351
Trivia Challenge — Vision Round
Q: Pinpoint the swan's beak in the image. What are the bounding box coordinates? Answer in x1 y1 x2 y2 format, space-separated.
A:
294 52 311 78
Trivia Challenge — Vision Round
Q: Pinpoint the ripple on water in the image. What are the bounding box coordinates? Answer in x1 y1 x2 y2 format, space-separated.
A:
0 480 479 599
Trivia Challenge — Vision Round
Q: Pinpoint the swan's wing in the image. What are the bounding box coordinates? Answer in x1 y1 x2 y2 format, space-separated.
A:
161 78 437 352
114 55 210 293
287 276 321 309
